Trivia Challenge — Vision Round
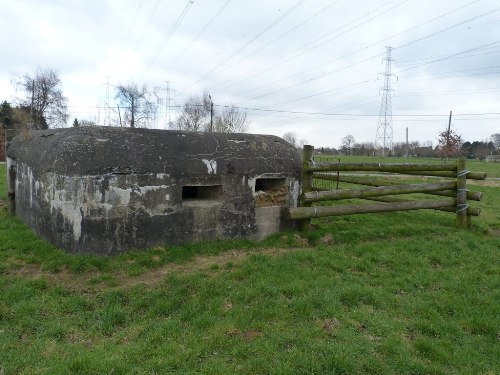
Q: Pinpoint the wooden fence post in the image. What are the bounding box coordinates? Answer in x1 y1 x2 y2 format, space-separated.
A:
456 156 468 228
298 145 314 231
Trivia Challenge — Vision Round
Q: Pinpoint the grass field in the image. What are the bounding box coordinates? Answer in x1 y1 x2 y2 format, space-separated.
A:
1 162 499 374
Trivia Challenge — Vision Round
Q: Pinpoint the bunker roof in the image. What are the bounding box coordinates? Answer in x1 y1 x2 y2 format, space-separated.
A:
8 126 301 176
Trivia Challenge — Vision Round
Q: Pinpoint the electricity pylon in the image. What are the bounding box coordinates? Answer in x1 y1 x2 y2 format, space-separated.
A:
375 46 395 156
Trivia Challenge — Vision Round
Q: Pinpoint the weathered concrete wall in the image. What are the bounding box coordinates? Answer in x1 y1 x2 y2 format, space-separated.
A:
7 127 301 255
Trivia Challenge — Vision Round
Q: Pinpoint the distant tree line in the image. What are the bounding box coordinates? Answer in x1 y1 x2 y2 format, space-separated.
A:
279 131 500 160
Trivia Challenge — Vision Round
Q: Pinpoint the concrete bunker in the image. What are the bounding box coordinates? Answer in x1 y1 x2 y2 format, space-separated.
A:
6 127 301 255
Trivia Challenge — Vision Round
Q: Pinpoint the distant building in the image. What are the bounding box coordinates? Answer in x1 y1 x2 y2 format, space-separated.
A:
485 155 500 163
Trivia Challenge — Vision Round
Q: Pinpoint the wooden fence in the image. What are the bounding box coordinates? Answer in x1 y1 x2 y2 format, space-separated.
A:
290 145 486 230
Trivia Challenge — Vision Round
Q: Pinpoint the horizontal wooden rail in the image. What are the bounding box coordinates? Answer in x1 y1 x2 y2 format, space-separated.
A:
304 181 456 203
290 198 456 219
314 174 483 201
401 170 487 180
312 169 486 180
306 162 457 173
297 146 484 229
365 196 481 216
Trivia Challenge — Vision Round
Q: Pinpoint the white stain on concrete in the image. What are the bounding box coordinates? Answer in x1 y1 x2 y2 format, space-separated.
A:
104 187 132 206
15 163 179 245
28 167 33 208
202 159 217 174
50 198 83 242
139 185 169 193
290 180 300 208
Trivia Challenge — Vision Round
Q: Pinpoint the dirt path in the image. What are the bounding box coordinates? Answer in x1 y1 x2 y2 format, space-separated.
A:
7 245 311 291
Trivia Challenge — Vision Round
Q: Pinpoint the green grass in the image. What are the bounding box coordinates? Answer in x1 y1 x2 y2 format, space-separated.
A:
0 163 5 200
1 164 499 374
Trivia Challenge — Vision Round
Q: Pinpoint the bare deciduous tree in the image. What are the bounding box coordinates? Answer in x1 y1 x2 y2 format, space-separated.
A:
114 83 156 128
214 105 248 133
282 132 298 147
340 134 356 155
491 133 500 150
14 68 68 129
173 92 211 132
175 92 248 133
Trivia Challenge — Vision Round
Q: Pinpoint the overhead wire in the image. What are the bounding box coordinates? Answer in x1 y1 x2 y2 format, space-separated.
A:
177 0 307 95
142 0 196 76
123 0 144 48
241 0 342 61
395 45 500 68
161 0 233 74
206 0 344 91
133 0 162 52
211 0 410 93
394 5 500 50
397 41 500 73
261 79 379 109
229 0 487 104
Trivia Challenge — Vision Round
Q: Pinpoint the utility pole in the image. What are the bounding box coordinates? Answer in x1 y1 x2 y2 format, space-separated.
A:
105 76 110 126
405 127 409 158
97 101 101 124
445 110 452 163
30 79 35 117
375 46 395 156
209 95 214 132
166 81 172 129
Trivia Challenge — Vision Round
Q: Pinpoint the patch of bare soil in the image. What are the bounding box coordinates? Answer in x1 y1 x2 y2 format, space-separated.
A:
469 179 500 187
225 328 262 341
6 246 311 291
254 186 289 207
488 227 500 237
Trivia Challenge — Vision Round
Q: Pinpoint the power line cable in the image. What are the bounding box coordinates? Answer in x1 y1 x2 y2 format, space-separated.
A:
242 0 342 61
400 70 500 82
177 0 308 95
394 5 500 50
261 79 378 109
161 0 233 74
212 104 500 118
231 0 480 100
208 0 343 91
123 0 144 47
236 52 385 104
239 34 500 106
212 0 409 93
395 45 500 67
142 0 195 77
133 0 162 52
397 40 500 73
228 0 484 101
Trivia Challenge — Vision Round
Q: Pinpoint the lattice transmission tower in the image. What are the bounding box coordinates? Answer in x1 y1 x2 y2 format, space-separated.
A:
375 46 395 156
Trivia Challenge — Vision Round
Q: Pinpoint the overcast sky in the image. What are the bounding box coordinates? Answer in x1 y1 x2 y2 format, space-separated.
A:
1 0 499 148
